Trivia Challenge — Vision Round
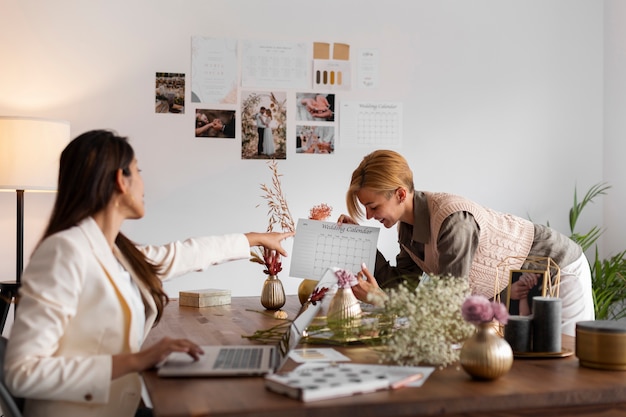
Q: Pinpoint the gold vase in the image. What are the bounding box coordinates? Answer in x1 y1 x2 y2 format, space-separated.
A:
460 322 513 380
260 275 286 310
297 279 318 305
326 288 362 329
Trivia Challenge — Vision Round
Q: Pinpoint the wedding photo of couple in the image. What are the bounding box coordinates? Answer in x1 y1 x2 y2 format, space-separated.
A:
241 91 286 160
254 106 277 156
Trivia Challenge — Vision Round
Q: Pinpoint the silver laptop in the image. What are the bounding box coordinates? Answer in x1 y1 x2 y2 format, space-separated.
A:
157 268 338 377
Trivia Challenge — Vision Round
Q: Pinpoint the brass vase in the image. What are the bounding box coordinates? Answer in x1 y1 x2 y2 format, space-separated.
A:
297 279 318 305
326 288 362 330
260 275 286 310
460 322 513 380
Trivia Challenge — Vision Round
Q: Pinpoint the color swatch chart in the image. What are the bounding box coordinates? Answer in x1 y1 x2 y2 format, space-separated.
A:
290 219 380 279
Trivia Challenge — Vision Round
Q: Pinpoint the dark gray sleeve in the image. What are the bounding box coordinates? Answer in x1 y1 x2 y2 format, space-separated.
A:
437 211 480 279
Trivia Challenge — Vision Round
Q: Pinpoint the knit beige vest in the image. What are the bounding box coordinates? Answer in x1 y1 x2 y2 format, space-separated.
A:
413 192 535 298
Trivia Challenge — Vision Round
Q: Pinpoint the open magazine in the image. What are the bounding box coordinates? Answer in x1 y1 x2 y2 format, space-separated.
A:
265 362 432 402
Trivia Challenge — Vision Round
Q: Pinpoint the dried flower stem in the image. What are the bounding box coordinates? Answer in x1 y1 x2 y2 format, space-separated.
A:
252 160 295 275
242 310 293 343
259 160 295 233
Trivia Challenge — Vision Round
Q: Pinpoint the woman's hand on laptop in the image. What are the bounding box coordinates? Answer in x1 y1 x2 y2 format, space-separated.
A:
112 337 204 379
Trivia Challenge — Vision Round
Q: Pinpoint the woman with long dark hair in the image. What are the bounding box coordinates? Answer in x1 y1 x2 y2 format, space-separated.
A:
4 129 293 417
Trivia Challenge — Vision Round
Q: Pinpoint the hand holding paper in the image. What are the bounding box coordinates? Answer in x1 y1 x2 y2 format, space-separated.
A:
289 219 380 280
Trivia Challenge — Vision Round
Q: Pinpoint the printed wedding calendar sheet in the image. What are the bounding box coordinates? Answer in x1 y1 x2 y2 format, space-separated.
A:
289 219 380 280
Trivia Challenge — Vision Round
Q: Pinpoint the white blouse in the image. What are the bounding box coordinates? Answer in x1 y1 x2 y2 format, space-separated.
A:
115 261 146 350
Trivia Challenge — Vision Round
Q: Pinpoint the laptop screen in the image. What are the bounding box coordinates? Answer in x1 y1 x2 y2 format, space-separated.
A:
273 268 339 371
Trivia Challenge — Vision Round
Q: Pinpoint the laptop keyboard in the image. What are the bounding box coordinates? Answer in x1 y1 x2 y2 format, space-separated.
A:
214 347 264 370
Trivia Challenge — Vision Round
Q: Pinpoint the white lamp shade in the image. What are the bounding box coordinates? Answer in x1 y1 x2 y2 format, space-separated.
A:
0 116 70 191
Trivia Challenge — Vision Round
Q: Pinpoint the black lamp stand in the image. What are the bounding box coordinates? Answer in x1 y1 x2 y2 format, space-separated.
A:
16 189 24 282
0 189 24 333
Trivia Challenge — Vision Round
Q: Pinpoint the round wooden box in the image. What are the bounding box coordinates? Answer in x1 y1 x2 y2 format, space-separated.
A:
576 320 626 370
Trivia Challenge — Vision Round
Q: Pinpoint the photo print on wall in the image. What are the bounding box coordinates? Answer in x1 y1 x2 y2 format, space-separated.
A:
296 125 334 154
296 93 335 122
155 72 185 114
240 90 287 160
195 109 236 139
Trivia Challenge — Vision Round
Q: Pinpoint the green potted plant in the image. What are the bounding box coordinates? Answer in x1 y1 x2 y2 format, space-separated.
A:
567 183 626 320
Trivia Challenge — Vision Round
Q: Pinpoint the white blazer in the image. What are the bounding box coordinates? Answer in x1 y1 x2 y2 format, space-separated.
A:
4 217 250 417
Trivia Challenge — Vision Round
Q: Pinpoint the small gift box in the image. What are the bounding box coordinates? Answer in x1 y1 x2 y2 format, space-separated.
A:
179 288 231 308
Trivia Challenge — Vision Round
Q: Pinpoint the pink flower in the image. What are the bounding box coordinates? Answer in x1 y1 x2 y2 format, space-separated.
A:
262 248 282 276
310 287 329 305
462 296 492 322
461 295 509 325
491 300 509 324
334 269 358 289
309 203 333 221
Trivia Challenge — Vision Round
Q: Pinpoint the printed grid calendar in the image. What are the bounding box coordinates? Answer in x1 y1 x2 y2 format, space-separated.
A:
356 108 400 145
312 234 373 279
290 219 379 279
339 101 403 147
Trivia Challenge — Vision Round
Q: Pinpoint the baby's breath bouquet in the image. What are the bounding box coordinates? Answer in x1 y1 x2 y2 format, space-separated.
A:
379 275 475 368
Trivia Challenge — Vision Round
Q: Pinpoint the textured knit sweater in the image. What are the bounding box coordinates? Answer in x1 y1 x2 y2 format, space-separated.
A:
406 192 535 298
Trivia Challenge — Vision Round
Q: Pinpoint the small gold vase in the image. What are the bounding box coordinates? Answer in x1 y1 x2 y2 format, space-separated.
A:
326 288 362 330
460 322 513 380
297 279 318 305
260 275 286 310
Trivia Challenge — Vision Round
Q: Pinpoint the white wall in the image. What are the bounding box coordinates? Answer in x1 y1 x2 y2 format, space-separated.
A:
0 0 609 309
604 0 626 257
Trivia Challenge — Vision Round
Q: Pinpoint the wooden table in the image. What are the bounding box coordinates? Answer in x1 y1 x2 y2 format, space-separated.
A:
142 296 626 417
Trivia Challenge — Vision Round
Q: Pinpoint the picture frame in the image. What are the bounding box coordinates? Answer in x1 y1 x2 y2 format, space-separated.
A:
506 269 549 316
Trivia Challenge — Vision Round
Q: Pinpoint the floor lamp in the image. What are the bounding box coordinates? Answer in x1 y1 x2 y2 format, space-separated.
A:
0 116 70 332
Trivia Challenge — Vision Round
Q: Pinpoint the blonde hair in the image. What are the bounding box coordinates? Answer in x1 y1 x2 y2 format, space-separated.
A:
346 150 414 220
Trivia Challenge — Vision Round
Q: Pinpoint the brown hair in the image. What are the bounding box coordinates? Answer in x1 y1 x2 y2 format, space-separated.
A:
43 129 169 323
346 149 415 220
